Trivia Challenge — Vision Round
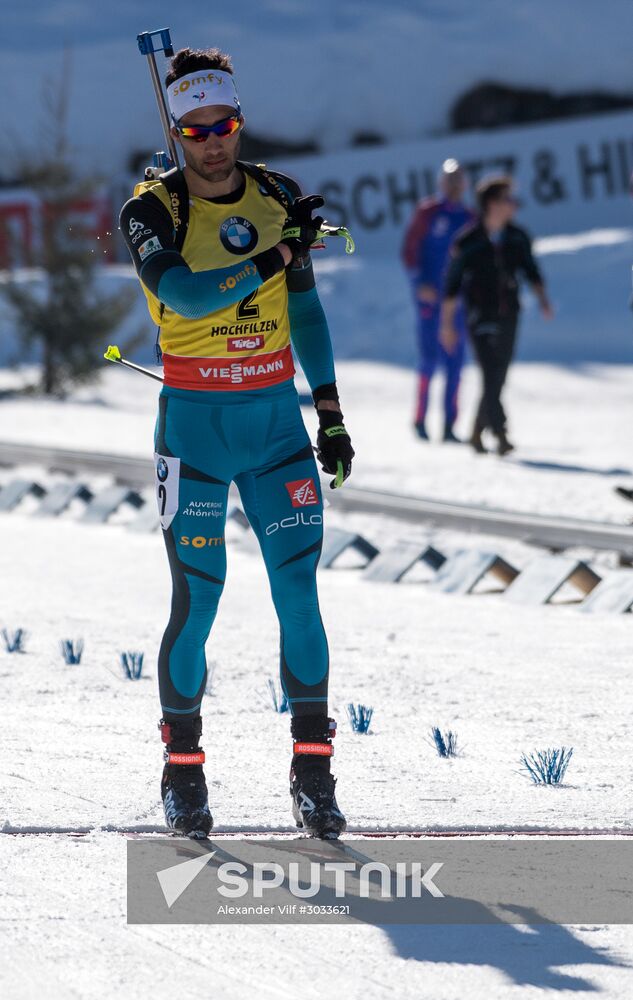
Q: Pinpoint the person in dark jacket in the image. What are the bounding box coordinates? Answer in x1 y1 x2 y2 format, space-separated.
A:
440 176 552 454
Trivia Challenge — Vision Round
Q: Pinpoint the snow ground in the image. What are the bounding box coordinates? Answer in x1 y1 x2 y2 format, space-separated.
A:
2 514 633 999
4 512 633 834
2 357 633 526
2 358 633 997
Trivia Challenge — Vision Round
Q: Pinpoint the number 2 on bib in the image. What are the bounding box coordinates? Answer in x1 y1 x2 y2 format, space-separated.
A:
237 289 260 320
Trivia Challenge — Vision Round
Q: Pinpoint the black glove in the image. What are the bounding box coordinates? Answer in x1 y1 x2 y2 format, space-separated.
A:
281 195 325 256
315 404 355 489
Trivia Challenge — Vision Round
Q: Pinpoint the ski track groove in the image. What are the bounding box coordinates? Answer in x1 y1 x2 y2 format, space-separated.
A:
3 825 633 839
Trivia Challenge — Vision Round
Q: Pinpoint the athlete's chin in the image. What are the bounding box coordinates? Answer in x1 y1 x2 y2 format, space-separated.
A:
201 162 234 183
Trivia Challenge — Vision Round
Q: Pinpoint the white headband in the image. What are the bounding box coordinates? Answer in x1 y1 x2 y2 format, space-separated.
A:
167 69 240 122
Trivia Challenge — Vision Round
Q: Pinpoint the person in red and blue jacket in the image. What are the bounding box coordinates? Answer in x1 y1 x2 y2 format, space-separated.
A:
401 159 474 441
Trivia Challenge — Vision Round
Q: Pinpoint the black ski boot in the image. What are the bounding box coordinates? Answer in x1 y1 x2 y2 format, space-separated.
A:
289 716 347 840
470 418 487 454
443 423 461 444
496 429 515 456
159 716 213 839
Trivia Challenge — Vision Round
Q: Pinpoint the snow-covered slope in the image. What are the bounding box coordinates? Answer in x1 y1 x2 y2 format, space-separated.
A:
3 1 633 172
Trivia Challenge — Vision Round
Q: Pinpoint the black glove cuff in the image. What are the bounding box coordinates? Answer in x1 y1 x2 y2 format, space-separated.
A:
251 246 286 282
312 382 340 408
317 408 346 431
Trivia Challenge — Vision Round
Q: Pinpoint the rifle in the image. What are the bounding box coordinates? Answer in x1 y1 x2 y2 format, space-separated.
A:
136 28 180 176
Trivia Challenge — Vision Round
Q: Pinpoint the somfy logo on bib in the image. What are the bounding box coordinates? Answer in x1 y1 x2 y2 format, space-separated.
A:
220 216 258 255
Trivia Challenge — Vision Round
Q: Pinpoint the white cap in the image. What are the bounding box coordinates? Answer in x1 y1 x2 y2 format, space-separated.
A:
167 69 240 122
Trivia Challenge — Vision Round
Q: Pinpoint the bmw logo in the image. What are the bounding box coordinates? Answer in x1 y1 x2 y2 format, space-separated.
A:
220 216 258 255
157 458 169 482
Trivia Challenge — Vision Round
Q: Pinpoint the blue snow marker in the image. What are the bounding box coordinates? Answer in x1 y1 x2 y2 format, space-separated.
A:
347 703 373 734
60 639 84 665
267 679 289 713
1 628 26 653
431 726 459 758
520 746 574 785
120 651 145 680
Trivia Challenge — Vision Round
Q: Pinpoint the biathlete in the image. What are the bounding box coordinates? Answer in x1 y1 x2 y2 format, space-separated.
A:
120 45 354 839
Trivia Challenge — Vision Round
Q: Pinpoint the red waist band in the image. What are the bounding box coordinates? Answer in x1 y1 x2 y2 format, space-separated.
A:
163 346 295 391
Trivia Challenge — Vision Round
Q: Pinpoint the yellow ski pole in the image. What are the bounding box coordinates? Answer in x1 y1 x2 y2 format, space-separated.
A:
103 345 164 383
